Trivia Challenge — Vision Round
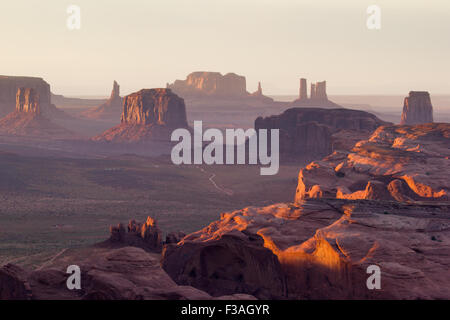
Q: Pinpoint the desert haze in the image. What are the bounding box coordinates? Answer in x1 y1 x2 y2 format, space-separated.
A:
0 0 449 304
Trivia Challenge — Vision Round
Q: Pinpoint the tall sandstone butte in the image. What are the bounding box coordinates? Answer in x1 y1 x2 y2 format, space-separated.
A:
0 76 51 117
93 88 188 142
400 91 434 125
0 87 72 137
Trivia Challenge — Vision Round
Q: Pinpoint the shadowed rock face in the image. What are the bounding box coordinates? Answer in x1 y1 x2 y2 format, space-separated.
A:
16 88 40 114
93 88 188 143
401 91 433 125
168 72 247 98
295 123 449 202
255 107 390 160
0 76 51 117
0 87 73 138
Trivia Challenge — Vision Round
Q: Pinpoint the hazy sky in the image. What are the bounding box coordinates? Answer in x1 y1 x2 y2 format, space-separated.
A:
1 0 449 96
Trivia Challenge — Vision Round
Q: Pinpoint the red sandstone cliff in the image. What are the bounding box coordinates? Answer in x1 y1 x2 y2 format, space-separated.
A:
93 88 188 143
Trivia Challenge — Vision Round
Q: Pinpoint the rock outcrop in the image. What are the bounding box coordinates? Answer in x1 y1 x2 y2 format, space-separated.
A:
93 88 189 143
295 123 449 202
0 246 255 300
162 233 286 299
0 88 73 138
291 78 340 107
168 72 247 98
162 199 450 299
255 107 391 160
400 91 433 125
0 75 68 120
0 76 51 117
167 72 274 104
108 217 163 252
82 81 123 119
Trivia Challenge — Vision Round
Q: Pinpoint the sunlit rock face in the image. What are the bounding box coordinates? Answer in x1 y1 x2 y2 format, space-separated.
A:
121 88 187 127
93 88 188 142
168 72 247 98
0 76 51 117
15 88 41 114
255 107 390 160
400 91 433 125
162 199 450 299
295 123 450 202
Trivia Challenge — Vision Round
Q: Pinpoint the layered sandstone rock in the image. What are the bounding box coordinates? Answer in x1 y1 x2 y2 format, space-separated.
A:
295 123 449 202
291 79 339 107
400 91 433 125
162 233 286 299
299 78 307 100
0 88 73 138
0 76 51 117
0 246 255 300
109 217 163 252
0 264 32 300
93 88 188 143
167 71 274 105
255 107 390 160
168 72 247 98
162 199 450 299
82 80 123 119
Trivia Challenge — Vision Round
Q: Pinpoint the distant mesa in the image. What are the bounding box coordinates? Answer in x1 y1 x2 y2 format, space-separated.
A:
82 80 123 119
255 107 391 160
0 75 70 120
93 88 189 143
0 76 51 117
290 78 341 108
0 87 73 138
167 71 274 103
400 91 433 125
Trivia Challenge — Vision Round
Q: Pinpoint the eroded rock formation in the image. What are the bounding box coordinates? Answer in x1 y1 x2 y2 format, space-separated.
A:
93 88 188 143
168 72 247 98
162 233 286 299
0 246 255 300
0 87 73 138
255 107 390 160
162 199 450 299
400 91 433 125
109 217 163 252
82 80 123 119
0 76 51 117
295 123 449 202
291 78 339 107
